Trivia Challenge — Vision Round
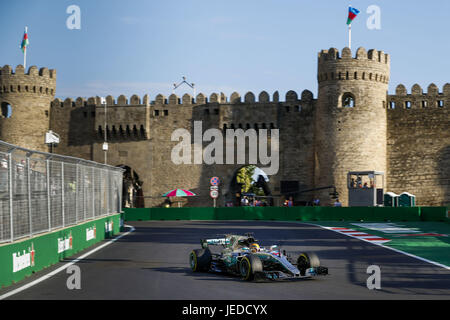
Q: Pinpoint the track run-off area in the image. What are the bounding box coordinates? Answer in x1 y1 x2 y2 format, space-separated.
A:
1 220 449 300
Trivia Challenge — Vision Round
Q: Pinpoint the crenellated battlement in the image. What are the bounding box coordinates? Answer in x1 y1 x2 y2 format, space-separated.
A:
0 64 56 78
318 47 390 84
52 90 315 109
0 65 56 96
388 83 449 109
318 47 389 64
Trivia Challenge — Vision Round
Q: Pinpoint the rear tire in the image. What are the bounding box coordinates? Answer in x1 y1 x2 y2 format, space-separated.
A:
189 249 212 272
297 252 320 275
239 254 263 281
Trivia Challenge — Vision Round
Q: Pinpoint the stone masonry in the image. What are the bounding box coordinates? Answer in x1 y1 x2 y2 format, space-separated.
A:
0 47 448 207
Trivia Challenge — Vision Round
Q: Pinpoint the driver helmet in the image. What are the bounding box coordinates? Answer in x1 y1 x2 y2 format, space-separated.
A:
250 243 260 253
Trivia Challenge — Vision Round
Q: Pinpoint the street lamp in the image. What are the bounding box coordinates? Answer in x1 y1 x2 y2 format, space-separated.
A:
173 76 196 97
100 97 108 164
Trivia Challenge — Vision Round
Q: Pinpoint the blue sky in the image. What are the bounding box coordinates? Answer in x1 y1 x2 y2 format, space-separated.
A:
0 0 449 100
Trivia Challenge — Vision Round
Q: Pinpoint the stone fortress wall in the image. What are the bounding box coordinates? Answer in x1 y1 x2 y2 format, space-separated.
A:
0 65 56 151
0 46 448 207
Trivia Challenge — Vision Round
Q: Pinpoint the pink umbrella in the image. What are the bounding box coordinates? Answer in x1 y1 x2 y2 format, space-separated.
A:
162 189 196 197
162 189 197 207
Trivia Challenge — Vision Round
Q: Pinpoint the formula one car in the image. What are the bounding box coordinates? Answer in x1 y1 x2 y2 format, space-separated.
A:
189 233 328 281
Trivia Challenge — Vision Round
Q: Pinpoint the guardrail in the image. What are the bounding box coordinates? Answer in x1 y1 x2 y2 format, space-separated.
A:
0 140 124 243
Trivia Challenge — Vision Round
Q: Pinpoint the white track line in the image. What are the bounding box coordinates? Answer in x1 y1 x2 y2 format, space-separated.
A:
308 223 450 271
0 225 135 300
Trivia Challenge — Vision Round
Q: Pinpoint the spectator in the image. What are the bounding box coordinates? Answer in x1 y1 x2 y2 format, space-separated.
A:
288 196 294 207
363 182 368 189
357 176 362 188
350 178 356 188
334 199 342 207
313 198 320 206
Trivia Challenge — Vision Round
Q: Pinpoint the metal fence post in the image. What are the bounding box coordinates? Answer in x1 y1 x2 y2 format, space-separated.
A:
46 159 51 232
92 167 95 218
26 156 32 237
105 169 109 216
61 162 65 227
83 165 86 221
8 151 14 242
75 162 79 224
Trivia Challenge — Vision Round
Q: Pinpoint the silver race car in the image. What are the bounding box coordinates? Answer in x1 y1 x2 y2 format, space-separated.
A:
189 233 328 281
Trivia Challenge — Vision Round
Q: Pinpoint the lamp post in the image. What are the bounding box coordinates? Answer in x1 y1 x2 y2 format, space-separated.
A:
173 76 195 97
100 97 108 164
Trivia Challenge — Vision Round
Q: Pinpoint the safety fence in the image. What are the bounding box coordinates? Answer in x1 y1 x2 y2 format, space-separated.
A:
122 206 449 222
0 140 124 243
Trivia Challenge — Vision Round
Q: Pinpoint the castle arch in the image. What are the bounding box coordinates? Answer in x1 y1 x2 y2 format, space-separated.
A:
116 165 144 208
227 165 273 207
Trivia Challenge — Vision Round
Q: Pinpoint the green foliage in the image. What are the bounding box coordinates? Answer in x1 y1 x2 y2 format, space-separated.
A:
236 165 256 193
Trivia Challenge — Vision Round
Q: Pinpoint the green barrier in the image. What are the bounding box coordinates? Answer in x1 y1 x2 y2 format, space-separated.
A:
123 206 430 222
123 208 151 221
419 207 448 222
0 214 121 289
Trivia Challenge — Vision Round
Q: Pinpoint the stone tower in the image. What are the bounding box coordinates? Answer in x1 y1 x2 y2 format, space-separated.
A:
0 65 56 151
314 47 390 205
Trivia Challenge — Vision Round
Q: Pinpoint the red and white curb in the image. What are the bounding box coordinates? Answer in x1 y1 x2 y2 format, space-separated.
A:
323 227 391 244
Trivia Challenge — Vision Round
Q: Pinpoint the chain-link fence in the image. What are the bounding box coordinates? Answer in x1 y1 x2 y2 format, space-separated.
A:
0 140 124 243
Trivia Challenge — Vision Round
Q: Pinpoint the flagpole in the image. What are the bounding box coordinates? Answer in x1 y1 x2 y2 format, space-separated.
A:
348 24 352 49
23 26 27 69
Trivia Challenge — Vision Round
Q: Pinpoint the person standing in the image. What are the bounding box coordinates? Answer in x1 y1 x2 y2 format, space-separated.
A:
334 199 342 207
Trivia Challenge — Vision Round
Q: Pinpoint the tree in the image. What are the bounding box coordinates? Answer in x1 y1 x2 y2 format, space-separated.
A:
236 165 256 193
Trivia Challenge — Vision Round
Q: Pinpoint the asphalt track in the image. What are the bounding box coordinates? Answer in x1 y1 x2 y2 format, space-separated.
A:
2 220 450 300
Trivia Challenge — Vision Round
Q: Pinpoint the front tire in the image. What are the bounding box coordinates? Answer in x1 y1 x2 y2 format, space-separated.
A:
297 252 320 276
189 249 212 272
239 254 263 281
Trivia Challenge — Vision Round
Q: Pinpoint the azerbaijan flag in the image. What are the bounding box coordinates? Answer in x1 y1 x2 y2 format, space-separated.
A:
347 7 360 25
20 28 29 53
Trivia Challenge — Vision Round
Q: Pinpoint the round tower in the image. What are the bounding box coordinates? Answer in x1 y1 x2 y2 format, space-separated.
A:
314 47 390 206
0 65 56 151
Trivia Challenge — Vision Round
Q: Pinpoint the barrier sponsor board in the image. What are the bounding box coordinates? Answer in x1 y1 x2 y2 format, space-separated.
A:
57 232 73 254
86 225 97 241
12 243 35 273
105 221 114 233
